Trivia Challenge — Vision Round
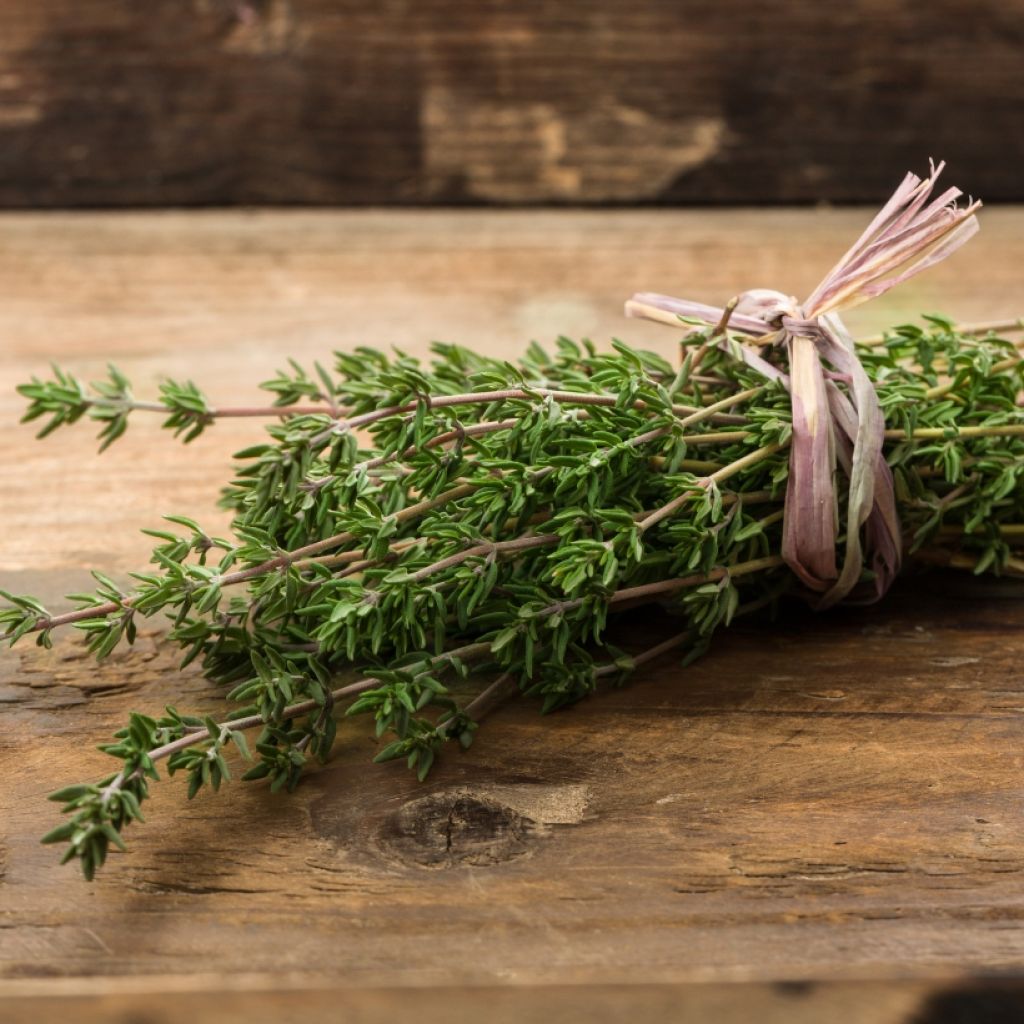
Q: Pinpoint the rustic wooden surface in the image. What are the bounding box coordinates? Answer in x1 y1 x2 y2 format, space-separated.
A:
0 2 1022 207
2 208 1024 1020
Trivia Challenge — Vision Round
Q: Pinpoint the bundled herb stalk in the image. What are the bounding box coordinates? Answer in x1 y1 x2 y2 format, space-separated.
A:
5 165 1024 881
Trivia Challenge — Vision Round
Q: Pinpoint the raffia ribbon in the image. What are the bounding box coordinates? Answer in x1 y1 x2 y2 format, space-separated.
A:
625 163 981 608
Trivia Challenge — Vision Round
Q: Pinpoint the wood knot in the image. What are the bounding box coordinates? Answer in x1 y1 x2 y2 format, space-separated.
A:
378 789 537 869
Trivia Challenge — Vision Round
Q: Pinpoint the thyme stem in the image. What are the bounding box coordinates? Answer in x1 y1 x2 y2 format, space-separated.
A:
307 387 749 450
884 424 1024 440
103 641 495 800
638 444 782 533
858 317 1024 348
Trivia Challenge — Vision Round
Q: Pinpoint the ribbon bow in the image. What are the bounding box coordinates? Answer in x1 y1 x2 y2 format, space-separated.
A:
625 162 981 608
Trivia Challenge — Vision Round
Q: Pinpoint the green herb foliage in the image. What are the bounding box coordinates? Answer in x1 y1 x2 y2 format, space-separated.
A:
6 317 1024 878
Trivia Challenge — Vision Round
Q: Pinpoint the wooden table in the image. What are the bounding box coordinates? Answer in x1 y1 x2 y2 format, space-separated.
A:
2 209 1024 1022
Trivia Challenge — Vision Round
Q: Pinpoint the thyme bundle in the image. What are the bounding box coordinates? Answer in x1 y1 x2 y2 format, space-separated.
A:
5 168 1024 881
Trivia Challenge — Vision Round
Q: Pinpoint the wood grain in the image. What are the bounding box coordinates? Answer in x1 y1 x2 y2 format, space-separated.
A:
0 1 1021 206
2 208 1024 1017
4 977 1024 1024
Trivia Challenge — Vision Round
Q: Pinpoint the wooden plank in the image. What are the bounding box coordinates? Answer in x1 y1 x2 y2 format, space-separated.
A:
4 977 1024 1023
1 209 1024 1005
0 2 1021 206
6 576 1024 986
1 207 1022 574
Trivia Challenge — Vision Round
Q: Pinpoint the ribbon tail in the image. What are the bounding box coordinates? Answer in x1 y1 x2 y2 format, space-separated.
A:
782 332 838 591
826 381 902 603
816 314 902 607
625 294 790 385
624 293 774 338
864 466 902 602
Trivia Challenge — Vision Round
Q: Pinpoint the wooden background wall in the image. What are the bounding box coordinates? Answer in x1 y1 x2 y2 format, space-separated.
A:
0 0 1022 207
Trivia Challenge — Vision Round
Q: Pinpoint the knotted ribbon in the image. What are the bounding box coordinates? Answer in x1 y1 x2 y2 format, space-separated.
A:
625 163 981 608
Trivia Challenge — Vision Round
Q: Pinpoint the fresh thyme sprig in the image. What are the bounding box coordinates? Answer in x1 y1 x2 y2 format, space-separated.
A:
17 363 335 449
6 315 1024 879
